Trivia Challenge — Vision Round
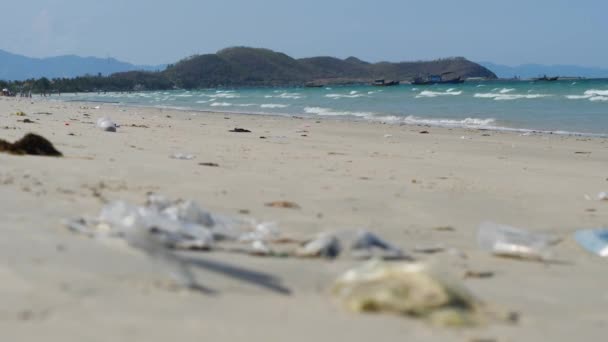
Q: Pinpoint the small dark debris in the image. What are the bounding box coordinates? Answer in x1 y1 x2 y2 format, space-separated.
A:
229 128 251 133
265 201 300 209
68 133 75 136
419 130 429 134
259 136 267 139
199 162 219 167
434 226 455 232
464 270 494 279
130 124 149 128
586 208 597 212
574 151 591 154
166 115 172 118
238 209 250 215
19 119 36 123
0 133 62 157
301 134 308 137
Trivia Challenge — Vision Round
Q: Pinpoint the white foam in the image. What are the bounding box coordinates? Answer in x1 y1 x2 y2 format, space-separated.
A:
416 89 462 98
474 93 551 101
565 89 608 102
303 107 373 118
210 102 232 107
325 93 365 99
206 93 240 99
260 104 289 108
265 92 303 99
590 96 608 102
499 88 515 94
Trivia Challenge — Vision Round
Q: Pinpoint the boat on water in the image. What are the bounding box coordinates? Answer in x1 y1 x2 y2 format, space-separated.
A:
304 83 324 88
372 79 400 86
411 72 464 85
533 75 559 81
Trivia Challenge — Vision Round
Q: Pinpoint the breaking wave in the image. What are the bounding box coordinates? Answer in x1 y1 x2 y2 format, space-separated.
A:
565 89 608 102
416 89 462 98
260 104 289 108
474 93 551 101
210 102 232 107
303 107 374 118
265 92 303 99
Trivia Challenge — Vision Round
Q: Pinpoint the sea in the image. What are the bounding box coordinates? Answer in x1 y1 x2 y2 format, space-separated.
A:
58 79 608 136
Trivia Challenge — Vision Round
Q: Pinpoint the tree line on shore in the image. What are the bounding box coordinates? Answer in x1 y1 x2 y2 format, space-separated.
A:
0 47 496 95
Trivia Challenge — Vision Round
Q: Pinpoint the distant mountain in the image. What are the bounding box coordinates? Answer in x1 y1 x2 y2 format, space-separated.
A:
1 47 496 92
0 49 165 81
164 47 496 88
480 61 608 79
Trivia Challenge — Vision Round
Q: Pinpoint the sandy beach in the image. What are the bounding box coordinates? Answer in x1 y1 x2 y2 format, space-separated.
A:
1 95 607 341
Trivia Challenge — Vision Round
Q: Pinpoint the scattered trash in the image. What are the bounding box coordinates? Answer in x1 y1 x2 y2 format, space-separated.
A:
574 229 608 257
13 111 26 116
349 230 408 260
296 232 341 258
464 270 495 279
332 260 513 326
419 130 429 134
96 117 118 132
19 119 36 124
414 244 445 254
477 222 558 261
0 133 62 157
250 240 272 256
170 153 196 160
199 162 219 167
265 201 300 209
575 151 591 154
597 192 608 201
229 128 251 133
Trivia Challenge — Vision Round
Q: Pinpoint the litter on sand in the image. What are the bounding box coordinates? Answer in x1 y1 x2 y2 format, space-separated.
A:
229 128 251 133
0 133 62 157
332 260 517 327
265 201 300 209
477 221 559 261
574 229 608 257
96 117 118 132
170 153 196 160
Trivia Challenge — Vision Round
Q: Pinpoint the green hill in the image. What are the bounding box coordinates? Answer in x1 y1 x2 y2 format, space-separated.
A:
163 47 496 88
0 47 496 93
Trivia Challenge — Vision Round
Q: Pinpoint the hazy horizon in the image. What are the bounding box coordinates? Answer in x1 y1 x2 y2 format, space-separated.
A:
1 0 606 68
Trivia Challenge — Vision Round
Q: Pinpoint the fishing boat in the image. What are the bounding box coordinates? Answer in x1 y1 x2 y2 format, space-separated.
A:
372 79 400 86
304 83 324 88
533 75 559 81
411 72 464 85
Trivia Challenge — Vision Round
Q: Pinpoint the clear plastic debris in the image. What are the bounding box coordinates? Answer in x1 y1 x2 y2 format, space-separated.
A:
574 229 608 257
170 153 196 160
349 230 408 260
332 260 491 326
96 117 118 132
477 221 558 261
296 232 341 258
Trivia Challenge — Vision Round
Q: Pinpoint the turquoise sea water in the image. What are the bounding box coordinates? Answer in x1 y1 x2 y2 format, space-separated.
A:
58 79 608 136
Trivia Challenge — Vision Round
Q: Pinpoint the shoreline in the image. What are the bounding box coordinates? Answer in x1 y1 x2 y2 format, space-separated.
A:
49 95 608 139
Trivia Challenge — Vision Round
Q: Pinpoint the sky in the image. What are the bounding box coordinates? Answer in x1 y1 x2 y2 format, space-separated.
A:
0 0 606 67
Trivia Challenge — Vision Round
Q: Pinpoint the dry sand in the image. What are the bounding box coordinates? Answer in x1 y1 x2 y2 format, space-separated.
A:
1 95 607 341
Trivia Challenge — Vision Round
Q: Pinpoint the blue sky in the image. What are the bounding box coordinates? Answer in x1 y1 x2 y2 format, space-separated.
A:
0 0 606 67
